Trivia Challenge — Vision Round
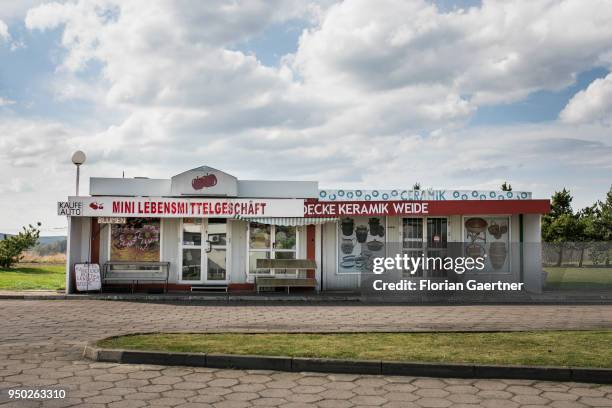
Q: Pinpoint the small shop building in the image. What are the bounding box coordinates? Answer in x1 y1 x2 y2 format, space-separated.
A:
59 165 550 294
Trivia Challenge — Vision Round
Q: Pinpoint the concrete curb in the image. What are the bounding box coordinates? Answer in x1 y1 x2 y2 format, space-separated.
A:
84 343 612 384
3 292 612 304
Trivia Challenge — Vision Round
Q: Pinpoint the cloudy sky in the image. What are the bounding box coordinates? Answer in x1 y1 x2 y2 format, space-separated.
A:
0 0 611 235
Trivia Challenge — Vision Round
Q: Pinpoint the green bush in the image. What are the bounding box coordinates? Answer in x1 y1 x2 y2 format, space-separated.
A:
0 224 41 268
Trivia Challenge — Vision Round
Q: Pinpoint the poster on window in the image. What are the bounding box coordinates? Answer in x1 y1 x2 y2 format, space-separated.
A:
464 216 509 272
111 218 161 261
338 217 386 273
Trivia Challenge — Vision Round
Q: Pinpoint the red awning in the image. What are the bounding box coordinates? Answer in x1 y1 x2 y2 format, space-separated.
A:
304 199 550 217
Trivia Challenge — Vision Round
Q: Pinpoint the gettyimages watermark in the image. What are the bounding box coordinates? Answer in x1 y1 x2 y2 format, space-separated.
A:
370 253 524 292
355 242 550 301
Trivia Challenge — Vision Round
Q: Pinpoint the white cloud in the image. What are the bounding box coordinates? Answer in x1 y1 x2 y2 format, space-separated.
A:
0 96 16 106
560 73 612 125
0 18 9 41
1 0 610 232
0 0 46 22
294 0 612 105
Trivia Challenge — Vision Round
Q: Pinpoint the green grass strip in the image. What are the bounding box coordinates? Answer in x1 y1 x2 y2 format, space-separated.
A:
98 331 612 368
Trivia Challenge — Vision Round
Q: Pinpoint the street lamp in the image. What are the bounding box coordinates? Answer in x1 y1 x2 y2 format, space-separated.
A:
71 150 86 196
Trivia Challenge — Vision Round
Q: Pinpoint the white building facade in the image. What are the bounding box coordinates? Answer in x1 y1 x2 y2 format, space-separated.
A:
60 166 550 294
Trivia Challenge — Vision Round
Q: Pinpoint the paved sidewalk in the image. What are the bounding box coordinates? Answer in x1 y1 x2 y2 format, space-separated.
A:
1 300 612 407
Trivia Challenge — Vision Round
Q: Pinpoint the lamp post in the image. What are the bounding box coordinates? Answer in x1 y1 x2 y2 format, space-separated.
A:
71 151 86 196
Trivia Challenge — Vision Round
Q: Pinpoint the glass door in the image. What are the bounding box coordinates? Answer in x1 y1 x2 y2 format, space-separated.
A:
180 218 229 284
206 219 228 283
401 217 448 278
426 217 448 277
402 218 424 277
181 218 203 282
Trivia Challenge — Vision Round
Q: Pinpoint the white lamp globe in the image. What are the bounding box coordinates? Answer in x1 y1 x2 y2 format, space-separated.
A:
71 150 86 165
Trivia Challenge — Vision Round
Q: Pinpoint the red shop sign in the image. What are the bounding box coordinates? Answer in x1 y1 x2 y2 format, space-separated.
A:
304 200 550 217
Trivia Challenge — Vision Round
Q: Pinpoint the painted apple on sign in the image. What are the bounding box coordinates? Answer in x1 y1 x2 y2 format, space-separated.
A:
192 173 218 190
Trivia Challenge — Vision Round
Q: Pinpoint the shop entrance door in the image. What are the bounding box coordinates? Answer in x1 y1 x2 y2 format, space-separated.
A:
401 217 448 277
180 218 229 284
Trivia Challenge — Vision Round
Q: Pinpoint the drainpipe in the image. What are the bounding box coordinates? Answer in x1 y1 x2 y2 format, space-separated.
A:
519 214 524 283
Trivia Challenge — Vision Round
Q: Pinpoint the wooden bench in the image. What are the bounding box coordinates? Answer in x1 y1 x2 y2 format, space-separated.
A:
102 261 170 293
255 259 317 293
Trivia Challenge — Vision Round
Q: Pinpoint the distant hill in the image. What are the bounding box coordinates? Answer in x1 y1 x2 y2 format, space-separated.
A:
0 234 66 245
38 236 67 245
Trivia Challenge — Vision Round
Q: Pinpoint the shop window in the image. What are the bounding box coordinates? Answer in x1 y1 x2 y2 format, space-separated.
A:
110 218 160 262
338 217 386 274
464 216 510 272
248 223 297 276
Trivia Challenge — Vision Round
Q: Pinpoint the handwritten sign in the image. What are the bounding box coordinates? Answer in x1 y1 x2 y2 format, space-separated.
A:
75 263 101 292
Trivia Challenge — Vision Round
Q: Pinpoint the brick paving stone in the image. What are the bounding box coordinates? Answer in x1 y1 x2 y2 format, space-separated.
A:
447 393 482 404
578 398 612 406
251 397 287 406
318 389 356 400
323 381 357 390
481 399 519 408
512 394 551 405
542 391 580 401
570 388 608 397
550 402 590 408
382 402 420 408
506 385 544 395
415 388 450 398
385 391 419 401
266 380 298 389
0 300 611 408
414 397 452 407
204 378 238 387
259 388 293 398
350 395 388 405
286 393 323 403
316 399 353 408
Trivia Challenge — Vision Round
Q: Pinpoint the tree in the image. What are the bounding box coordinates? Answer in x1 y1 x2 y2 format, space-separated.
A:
549 188 573 218
542 213 585 266
542 189 577 266
0 223 41 268
501 181 512 191
595 185 612 241
588 186 612 265
543 189 574 240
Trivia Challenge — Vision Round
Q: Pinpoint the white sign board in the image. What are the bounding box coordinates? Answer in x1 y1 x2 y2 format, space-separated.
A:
98 216 127 224
62 197 305 218
57 201 83 216
75 263 101 292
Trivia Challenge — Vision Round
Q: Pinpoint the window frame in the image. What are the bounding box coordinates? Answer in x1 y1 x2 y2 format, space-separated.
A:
246 222 300 278
178 218 231 284
461 214 512 274
107 217 163 263
335 216 388 275
399 216 450 278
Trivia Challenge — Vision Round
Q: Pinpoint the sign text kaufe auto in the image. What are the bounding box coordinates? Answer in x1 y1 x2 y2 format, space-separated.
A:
305 201 428 217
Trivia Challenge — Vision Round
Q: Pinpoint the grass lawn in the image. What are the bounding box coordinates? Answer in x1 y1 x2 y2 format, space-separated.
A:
98 331 612 368
0 263 65 290
544 267 612 290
